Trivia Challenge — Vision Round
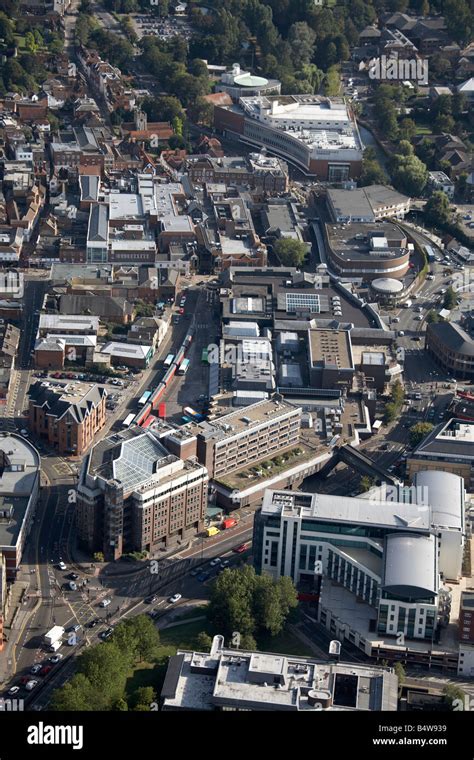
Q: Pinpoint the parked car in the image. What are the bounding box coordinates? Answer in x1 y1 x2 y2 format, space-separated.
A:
210 558 221 567
100 598 111 608
197 571 210 582
8 686 20 695
66 624 81 633
99 628 114 641
58 561 67 571
49 654 63 664
169 593 182 604
144 595 158 604
87 619 100 629
25 680 39 691
67 573 79 581
30 664 42 675
40 665 53 676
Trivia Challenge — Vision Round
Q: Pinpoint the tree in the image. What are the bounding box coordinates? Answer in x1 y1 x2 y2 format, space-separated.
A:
384 402 398 423
287 22 316 68
394 662 406 696
443 286 457 310
390 380 405 407
142 95 184 123
50 673 97 711
208 566 298 640
273 238 307 267
112 616 161 664
112 698 129 710
360 158 387 187
322 65 341 96
443 684 465 710
444 0 473 44
426 310 445 324
409 422 434 447
196 631 213 651
93 552 104 562
425 191 451 227
360 475 375 492
131 686 155 711
391 150 428 196
398 118 416 142
187 97 214 127
434 113 455 135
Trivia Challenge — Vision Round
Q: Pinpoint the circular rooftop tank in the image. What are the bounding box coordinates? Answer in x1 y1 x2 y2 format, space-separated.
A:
371 277 404 294
234 73 269 88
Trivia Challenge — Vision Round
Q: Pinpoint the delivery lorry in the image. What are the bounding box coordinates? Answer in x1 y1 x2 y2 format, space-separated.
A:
48 640 63 653
44 625 65 648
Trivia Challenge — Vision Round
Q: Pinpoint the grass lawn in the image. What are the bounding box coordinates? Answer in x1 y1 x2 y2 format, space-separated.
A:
159 620 211 650
415 123 433 135
257 628 313 658
168 605 209 623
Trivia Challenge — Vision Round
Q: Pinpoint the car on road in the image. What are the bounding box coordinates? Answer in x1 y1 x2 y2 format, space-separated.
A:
144 595 158 604
210 557 221 567
169 593 182 604
87 619 100 629
221 559 230 568
398 330 405 336
49 654 63 664
233 543 248 554
100 598 111 608
197 571 210 582
8 686 20 696
25 680 38 691
30 664 42 675
40 665 53 676
58 561 67 571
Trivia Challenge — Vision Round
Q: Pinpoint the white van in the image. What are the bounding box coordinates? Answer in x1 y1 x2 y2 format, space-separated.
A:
100 598 111 608
49 640 62 653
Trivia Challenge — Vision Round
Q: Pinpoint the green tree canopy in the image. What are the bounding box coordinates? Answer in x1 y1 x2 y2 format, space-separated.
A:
424 191 451 227
409 422 434 448
273 238 307 267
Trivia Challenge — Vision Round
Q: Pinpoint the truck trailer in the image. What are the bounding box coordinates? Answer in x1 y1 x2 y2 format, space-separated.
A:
44 626 65 648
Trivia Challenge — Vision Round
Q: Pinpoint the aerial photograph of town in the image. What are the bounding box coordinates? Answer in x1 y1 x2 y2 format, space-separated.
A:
0 0 472 750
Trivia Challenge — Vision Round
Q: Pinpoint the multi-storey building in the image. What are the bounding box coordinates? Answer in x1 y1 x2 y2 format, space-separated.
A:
192 397 301 480
28 381 106 456
407 419 474 491
186 153 289 193
0 435 40 589
459 590 474 644
253 471 466 667
77 428 208 561
214 95 363 180
161 635 399 711
425 321 474 381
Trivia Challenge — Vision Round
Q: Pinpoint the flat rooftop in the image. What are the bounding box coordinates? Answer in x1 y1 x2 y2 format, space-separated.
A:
162 645 398 711
412 419 474 460
192 397 299 443
326 222 407 262
39 314 99 332
0 434 40 549
308 328 354 370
